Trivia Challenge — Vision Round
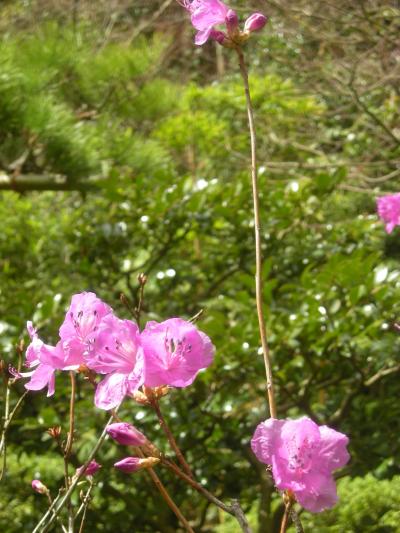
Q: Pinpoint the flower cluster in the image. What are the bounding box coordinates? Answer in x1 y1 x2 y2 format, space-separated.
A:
20 292 215 410
251 417 350 513
179 0 267 46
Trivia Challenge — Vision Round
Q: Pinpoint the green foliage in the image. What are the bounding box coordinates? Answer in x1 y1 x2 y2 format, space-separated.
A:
302 475 400 532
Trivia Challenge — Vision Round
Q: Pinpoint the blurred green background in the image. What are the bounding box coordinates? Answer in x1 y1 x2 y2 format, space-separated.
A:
0 0 399 531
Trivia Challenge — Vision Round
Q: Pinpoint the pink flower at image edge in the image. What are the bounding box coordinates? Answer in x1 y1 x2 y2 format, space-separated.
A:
251 417 350 513
377 193 400 234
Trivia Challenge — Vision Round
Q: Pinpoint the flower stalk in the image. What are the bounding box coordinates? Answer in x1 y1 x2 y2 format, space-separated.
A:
235 46 277 418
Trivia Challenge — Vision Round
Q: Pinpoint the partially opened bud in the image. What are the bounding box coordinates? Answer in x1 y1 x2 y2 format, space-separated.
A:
106 422 147 447
225 9 238 34
114 456 160 474
76 460 101 477
244 13 268 33
32 479 48 495
209 30 226 45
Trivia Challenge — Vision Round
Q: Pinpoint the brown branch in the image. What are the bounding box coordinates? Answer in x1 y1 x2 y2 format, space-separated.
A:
236 46 277 419
151 397 194 479
162 457 251 533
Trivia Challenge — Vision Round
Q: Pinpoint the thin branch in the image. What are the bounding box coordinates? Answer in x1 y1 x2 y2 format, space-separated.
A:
162 457 252 533
0 386 28 481
236 46 277 419
151 397 194 478
33 411 117 533
110 409 194 532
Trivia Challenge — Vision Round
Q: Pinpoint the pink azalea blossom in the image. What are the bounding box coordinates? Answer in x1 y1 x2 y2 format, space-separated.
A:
251 417 350 513
59 292 112 361
86 315 144 410
180 0 231 45
377 193 400 234
106 422 147 446
76 460 101 477
32 479 48 494
141 318 214 388
21 322 81 397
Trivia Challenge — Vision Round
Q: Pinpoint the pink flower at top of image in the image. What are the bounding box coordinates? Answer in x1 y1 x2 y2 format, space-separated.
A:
86 315 144 410
21 322 83 397
180 0 230 45
59 292 113 361
141 318 214 388
106 422 147 447
251 417 350 513
376 193 400 234
76 460 102 477
179 0 268 45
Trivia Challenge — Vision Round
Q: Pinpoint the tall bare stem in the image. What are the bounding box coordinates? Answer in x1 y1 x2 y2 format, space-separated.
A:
236 46 277 419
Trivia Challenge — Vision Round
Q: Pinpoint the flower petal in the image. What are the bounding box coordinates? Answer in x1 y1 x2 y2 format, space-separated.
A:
94 372 128 410
251 418 285 465
295 473 338 513
25 364 55 394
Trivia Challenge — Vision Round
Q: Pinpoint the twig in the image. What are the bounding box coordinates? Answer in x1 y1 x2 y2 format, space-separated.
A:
151 397 194 478
280 499 293 533
236 46 277 419
0 387 28 481
162 457 252 533
33 411 117 533
63 371 76 533
128 0 174 44
110 409 194 532
290 507 304 533
46 492 68 533
76 480 95 533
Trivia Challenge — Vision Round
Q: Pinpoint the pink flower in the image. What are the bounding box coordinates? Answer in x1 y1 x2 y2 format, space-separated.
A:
142 318 214 388
22 322 80 396
114 456 160 473
106 422 147 446
377 193 400 234
180 0 231 45
59 292 112 362
251 417 350 513
86 315 144 410
32 479 48 494
76 460 102 477
244 13 267 33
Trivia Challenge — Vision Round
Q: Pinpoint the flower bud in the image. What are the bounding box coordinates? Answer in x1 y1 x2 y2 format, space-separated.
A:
106 422 147 447
32 479 48 495
244 13 268 33
225 9 238 34
114 456 160 474
209 30 226 45
76 460 101 477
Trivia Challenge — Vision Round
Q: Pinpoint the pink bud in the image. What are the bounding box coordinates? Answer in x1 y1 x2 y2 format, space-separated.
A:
209 30 226 45
106 422 147 447
114 456 160 474
32 479 48 495
225 9 238 34
76 460 101 477
244 13 268 33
